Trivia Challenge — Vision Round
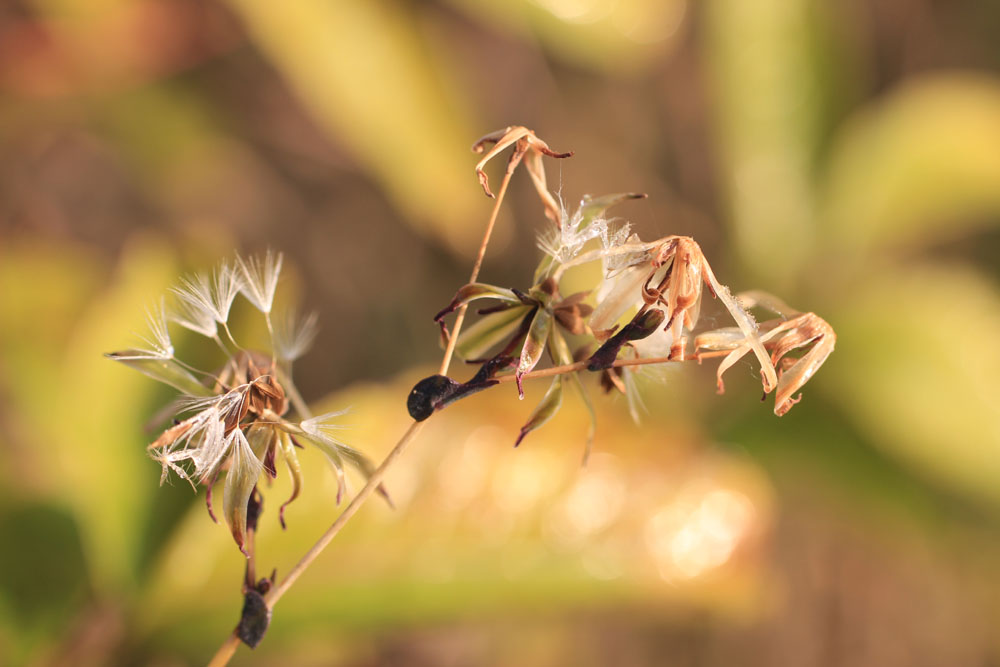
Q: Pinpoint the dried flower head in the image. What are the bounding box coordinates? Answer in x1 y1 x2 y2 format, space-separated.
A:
107 252 381 555
695 291 836 416
422 193 831 451
472 126 573 224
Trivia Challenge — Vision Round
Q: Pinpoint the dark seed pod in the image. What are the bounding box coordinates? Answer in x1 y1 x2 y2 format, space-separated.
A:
587 308 666 371
407 374 460 421
246 488 264 533
237 589 271 648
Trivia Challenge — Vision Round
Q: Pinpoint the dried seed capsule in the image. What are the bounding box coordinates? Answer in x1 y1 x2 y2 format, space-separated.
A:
587 308 666 371
237 589 271 648
407 375 460 421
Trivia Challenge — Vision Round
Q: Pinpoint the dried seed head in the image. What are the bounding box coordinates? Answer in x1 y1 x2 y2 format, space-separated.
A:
472 126 572 224
109 251 383 556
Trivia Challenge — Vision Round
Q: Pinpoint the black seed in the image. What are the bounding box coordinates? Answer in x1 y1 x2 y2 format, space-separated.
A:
407 375 460 421
237 589 271 648
246 488 263 533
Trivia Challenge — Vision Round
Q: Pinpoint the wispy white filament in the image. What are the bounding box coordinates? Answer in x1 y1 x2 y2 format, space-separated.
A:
301 409 351 439
170 261 242 337
273 308 318 362
238 250 283 314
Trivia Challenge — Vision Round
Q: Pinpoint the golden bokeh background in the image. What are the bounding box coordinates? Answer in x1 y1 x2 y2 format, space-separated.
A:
1 0 999 665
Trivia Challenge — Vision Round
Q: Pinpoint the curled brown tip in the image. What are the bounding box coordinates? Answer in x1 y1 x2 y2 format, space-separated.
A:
477 168 496 198
515 373 526 400
536 145 574 159
471 127 510 153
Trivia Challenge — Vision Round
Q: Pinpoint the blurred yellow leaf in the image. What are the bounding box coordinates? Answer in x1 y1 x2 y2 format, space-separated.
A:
705 0 825 288
825 264 1000 508
50 238 182 592
224 0 484 254
824 74 1000 251
446 0 688 72
0 237 184 593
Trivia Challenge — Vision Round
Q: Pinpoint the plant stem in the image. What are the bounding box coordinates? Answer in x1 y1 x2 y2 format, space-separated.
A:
491 350 734 384
276 366 312 421
440 154 521 375
207 632 240 667
207 150 521 667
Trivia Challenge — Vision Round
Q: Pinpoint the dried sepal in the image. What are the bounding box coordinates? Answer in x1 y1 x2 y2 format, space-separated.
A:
514 376 564 447
694 296 835 416
222 429 264 556
698 258 777 392
575 193 646 230
690 326 745 352
246 424 278 479
551 291 593 336
455 305 533 361
769 313 836 416
516 307 553 399
590 264 651 334
569 372 597 465
434 283 524 321
550 326 596 463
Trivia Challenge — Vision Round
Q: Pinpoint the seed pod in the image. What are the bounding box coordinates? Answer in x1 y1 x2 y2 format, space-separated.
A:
407 375 461 421
587 308 666 371
237 589 271 648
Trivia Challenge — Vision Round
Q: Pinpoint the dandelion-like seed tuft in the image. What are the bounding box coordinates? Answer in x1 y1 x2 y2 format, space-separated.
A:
107 251 381 556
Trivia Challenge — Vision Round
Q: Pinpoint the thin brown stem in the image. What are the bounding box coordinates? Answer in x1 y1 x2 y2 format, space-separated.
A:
491 350 733 384
276 366 312 420
265 420 423 604
206 421 425 667
439 153 521 376
208 145 526 667
207 633 240 667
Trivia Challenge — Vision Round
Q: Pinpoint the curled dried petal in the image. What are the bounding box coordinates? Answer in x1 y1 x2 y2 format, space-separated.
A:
222 429 264 556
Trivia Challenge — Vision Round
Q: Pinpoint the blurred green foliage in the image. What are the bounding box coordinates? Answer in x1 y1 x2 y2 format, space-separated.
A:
1 0 999 665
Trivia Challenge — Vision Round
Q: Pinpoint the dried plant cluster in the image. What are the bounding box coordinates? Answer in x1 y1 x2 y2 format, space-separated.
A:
106 251 383 557
108 126 835 662
410 127 836 457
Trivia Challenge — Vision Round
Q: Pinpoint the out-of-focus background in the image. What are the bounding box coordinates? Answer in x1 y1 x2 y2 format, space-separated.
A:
2 0 1000 665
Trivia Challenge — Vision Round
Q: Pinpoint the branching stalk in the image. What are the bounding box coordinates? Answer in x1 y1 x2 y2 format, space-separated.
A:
208 146 522 667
